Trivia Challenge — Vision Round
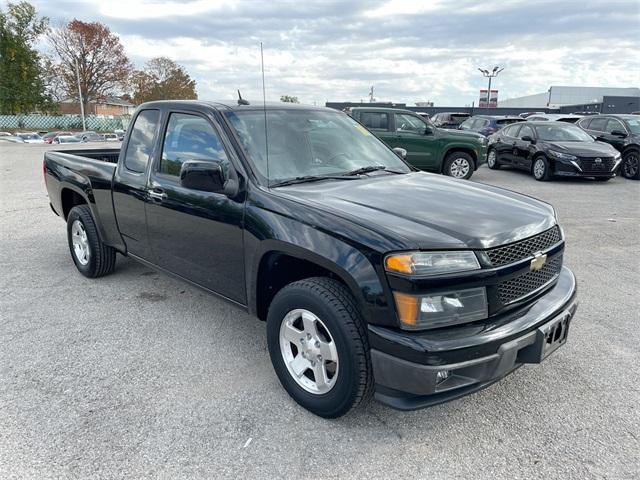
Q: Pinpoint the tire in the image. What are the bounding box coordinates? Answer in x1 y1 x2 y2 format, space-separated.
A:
443 152 474 179
620 150 640 180
67 205 116 278
266 277 373 418
532 156 552 181
487 148 500 170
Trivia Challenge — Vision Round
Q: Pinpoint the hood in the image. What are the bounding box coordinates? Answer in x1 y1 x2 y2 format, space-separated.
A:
442 128 485 140
275 172 556 250
546 140 617 157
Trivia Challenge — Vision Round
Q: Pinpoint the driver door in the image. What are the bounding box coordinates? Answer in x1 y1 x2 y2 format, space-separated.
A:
145 110 246 303
392 113 438 170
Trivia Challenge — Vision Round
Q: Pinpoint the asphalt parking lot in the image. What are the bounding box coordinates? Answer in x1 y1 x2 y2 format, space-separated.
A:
1 143 638 480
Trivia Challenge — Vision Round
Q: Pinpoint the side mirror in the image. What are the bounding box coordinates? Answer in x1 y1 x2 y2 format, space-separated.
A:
424 126 433 135
521 135 535 143
610 129 627 137
180 160 238 196
392 147 407 159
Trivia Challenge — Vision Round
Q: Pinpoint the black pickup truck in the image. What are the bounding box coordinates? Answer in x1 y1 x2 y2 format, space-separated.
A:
44 101 578 418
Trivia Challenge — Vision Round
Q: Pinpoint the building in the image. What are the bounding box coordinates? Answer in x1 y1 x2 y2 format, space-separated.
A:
59 97 135 116
498 86 640 109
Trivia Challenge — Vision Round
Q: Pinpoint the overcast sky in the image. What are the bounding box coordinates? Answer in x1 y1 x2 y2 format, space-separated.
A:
32 0 640 106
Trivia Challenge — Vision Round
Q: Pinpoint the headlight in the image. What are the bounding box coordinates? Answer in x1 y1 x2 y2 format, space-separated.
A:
614 152 621 160
393 287 488 330
385 251 480 276
548 150 577 161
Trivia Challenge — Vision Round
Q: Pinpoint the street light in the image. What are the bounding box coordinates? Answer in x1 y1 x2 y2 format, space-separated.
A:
478 66 504 108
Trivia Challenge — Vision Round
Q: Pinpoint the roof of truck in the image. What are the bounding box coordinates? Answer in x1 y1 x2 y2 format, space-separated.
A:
138 100 332 112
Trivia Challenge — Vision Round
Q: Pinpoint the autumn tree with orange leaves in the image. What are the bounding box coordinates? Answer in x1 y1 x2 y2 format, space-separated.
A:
47 19 131 113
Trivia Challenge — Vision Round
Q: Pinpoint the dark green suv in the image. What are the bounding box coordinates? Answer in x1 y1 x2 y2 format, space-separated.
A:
349 107 487 179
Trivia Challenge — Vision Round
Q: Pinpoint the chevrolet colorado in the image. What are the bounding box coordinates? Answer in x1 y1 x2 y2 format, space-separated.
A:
44 101 578 418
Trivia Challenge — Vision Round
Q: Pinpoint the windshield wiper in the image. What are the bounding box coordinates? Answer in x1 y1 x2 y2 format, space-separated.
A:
270 175 360 188
342 165 405 176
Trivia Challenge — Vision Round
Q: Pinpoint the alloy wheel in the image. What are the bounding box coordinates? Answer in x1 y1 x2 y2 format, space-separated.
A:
622 153 639 178
534 158 546 179
450 158 471 178
487 150 497 168
279 309 339 394
71 220 90 265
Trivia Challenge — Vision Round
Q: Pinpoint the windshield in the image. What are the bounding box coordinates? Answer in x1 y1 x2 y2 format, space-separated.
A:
625 118 640 133
534 124 594 142
225 109 410 184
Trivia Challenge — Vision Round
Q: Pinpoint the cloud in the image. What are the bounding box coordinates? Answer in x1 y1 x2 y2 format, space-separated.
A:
33 0 640 106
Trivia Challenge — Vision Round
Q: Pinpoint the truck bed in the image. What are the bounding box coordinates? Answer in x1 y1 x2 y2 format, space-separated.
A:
50 148 121 164
44 148 124 251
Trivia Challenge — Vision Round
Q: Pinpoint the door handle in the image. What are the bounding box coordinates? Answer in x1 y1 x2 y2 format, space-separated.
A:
148 188 167 201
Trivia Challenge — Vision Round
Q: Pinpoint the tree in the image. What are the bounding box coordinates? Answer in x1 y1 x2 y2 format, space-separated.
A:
280 95 299 103
0 1 51 114
47 19 131 113
130 57 197 104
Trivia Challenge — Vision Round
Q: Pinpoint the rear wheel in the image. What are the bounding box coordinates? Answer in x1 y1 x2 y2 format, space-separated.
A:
621 150 639 180
532 156 552 181
67 205 116 278
266 277 373 418
487 149 500 170
443 152 474 179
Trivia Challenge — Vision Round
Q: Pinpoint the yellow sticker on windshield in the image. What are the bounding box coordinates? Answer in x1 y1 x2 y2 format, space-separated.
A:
355 124 371 136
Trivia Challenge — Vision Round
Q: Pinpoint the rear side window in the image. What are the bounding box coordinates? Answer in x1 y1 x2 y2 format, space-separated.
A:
359 112 389 130
124 109 160 173
588 117 608 131
503 124 521 137
160 113 228 177
577 117 592 129
518 125 534 139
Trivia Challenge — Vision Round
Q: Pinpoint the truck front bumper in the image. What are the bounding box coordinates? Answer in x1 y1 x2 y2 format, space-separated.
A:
369 266 578 410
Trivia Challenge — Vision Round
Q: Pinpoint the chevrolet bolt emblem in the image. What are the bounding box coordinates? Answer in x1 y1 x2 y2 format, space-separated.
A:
530 252 547 272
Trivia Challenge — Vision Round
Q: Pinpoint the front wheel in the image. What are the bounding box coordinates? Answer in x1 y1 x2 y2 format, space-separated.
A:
266 277 373 418
443 152 474 179
532 156 552 181
621 150 639 179
67 205 116 278
487 149 500 170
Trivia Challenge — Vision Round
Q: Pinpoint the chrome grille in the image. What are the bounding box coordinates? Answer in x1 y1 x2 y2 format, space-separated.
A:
579 156 615 173
498 256 562 304
485 226 561 267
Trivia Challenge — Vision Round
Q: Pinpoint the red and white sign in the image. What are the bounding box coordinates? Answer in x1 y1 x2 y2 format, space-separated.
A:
479 89 499 108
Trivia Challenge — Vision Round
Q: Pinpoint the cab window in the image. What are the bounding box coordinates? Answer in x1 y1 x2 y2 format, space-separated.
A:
359 112 389 131
395 113 427 134
123 109 160 173
160 113 228 177
588 117 608 132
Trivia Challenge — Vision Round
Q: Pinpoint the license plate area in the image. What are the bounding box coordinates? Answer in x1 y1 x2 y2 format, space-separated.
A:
518 311 572 364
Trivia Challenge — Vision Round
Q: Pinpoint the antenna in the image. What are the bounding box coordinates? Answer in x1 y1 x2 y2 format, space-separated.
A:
237 89 249 105
261 42 270 188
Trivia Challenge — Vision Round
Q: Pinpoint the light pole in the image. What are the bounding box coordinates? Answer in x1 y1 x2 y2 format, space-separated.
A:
478 66 504 108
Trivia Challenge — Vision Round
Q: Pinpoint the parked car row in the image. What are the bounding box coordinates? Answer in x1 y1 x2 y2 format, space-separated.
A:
347 108 638 182
0 130 125 144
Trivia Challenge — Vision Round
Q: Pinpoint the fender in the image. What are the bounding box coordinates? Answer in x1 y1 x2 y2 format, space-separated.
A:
244 205 395 327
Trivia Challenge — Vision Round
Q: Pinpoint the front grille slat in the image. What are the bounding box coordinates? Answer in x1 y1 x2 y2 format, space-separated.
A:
498 256 562 304
579 156 615 173
486 226 561 267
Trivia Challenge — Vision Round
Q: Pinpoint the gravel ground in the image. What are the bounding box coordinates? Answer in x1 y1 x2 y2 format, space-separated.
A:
1 143 638 480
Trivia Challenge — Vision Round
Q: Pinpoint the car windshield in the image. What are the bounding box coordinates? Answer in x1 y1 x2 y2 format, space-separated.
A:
625 118 640 133
535 124 594 142
225 108 410 185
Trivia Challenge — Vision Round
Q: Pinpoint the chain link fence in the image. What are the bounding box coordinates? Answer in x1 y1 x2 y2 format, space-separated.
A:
0 114 131 132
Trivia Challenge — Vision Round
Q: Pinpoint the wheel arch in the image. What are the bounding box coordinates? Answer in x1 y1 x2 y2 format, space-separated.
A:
249 239 388 325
